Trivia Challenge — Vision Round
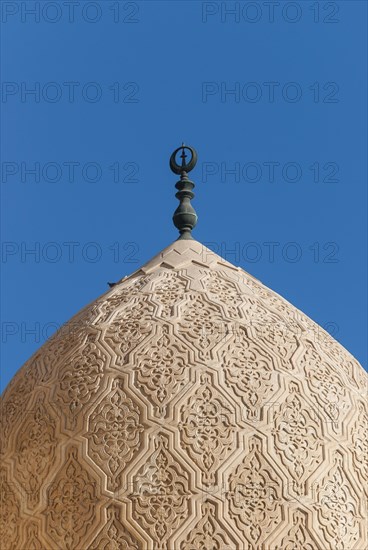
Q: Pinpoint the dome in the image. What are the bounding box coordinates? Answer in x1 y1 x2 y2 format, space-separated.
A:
1 238 367 550
1 146 367 549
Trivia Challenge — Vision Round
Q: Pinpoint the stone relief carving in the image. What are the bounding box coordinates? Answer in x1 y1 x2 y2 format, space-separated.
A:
104 296 154 368
13 391 57 507
54 339 105 429
179 294 230 361
180 500 236 549
22 522 44 550
44 446 98 549
351 400 368 488
220 327 275 422
273 509 317 549
151 271 187 318
1 239 366 549
0 467 21 550
90 504 140 549
86 378 144 491
134 324 190 418
228 436 283 548
131 433 190 549
179 372 236 486
272 381 323 495
301 344 349 431
315 451 361 549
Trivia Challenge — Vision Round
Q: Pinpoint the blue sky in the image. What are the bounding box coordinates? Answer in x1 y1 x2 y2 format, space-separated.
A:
1 0 367 392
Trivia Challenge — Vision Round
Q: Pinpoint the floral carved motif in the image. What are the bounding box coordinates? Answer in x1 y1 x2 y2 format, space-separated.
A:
131 433 190 549
86 378 144 491
90 504 140 549
54 340 105 429
301 345 348 430
274 509 317 550
179 294 230 361
244 279 306 333
179 372 236 486
253 323 299 370
240 296 284 328
204 271 242 318
317 335 368 392
228 436 282 549
0 467 21 550
272 382 323 494
151 271 187 318
180 500 235 550
92 275 152 325
351 401 368 487
221 327 275 421
1 359 40 453
23 522 44 550
14 392 57 507
45 446 97 550
41 327 88 383
104 296 154 367
316 451 361 549
134 325 190 418
92 293 134 325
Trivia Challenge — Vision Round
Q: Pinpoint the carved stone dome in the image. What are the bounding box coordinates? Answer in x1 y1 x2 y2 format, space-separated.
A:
1 238 367 550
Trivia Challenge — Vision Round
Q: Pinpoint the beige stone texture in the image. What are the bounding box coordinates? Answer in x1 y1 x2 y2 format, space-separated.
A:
1 239 367 549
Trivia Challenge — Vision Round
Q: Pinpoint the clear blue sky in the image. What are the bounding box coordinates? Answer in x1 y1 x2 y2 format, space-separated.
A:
1 0 367 392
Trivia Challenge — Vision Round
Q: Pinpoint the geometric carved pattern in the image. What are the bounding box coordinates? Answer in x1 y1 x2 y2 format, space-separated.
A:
23 522 44 550
274 509 318 549
228 436 283 548
134 324 190 418
1 238 367 549
204 270 242 319
301 344 349 431
315 451 362 549
179 294 229 361
351 401 368 487
14 391 57 507
90 504 140 549
152 271 186 318
54 338 106 429
0 467 21 550
272 381 323 495
85 378 144 491
180 499 236 549
220 327 275 422
179 372 236 486
0 358 41 454
44 446 98 549
253 322 299 370
131 433 190 549
104 295 154 368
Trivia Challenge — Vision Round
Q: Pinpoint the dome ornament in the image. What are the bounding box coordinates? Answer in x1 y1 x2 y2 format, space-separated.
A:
169 143 198 175
170 143 198 240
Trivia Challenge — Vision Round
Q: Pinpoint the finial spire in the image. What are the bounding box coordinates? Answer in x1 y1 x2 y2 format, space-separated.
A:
180 142 187 168
169 144 198 240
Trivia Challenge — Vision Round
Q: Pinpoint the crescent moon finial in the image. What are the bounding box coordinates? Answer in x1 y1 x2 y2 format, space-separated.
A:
170 144 198 240
170 144 198 175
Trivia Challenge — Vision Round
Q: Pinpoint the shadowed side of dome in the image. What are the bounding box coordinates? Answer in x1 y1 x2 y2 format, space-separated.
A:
1 237 367 550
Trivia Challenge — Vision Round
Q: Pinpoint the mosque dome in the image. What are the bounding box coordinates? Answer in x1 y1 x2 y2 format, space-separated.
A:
1 146 367 550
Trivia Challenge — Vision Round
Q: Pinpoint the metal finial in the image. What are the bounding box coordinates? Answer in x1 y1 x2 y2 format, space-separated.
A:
169 145 198 240
180 143 187 168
